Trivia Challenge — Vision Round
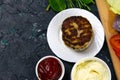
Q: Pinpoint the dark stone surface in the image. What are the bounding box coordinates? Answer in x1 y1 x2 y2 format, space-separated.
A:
0 0 117 80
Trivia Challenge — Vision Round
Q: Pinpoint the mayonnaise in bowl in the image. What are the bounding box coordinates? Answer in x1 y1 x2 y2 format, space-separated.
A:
71 57 111 80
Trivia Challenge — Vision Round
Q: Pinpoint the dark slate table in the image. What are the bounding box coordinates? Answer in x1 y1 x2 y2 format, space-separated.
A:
0 0 117 80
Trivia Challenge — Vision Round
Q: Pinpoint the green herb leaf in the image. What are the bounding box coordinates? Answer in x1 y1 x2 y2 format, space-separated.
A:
67 0 75 8
82 0 95 4
49 0 66 12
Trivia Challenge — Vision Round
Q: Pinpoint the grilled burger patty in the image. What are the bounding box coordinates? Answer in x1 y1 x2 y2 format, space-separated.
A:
61 16 94 51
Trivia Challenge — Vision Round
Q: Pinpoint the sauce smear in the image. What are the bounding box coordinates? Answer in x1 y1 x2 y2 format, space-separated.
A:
37 57 62 80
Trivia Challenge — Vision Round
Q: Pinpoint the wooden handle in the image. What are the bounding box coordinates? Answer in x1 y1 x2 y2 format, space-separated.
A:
96 0 120 80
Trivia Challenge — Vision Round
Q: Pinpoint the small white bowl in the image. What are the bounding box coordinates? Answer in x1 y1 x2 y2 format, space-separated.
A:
35 55 65 80
71 57 111 80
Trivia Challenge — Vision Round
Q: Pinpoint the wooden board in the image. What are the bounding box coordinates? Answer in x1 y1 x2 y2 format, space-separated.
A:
96 0 120 80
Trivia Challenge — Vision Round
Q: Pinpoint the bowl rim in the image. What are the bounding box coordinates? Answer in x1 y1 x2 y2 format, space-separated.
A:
35 55 65 80
71 57 111 80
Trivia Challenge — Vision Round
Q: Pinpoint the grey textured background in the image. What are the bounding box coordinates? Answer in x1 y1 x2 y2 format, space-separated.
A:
0 0 117 80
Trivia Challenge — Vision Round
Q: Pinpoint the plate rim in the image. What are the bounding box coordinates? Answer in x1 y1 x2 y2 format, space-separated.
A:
47 8 105 63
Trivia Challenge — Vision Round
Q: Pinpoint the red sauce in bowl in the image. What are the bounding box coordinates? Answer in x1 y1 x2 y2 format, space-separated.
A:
37 57 62 80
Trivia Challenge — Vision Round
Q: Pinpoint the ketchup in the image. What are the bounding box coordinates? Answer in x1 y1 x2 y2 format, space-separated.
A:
37 57 62 80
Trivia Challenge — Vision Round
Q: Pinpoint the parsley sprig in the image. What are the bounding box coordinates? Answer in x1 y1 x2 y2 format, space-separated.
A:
46 0 95 12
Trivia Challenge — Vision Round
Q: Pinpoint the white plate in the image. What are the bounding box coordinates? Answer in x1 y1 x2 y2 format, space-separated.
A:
47 8 105 63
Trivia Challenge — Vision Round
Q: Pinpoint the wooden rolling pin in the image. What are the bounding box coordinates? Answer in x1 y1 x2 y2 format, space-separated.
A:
96 0 120 80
